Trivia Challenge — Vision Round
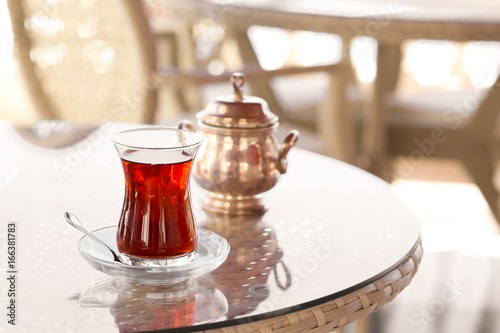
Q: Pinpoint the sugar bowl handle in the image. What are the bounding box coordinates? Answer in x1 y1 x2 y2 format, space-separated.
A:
178 120 197 132
276 130 299 174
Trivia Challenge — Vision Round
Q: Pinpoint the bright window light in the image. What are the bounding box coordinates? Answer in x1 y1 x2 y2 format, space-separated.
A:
248 26 292 71
405 39 458 86
292 31 341 66
350 36 377 83
462 41 500 88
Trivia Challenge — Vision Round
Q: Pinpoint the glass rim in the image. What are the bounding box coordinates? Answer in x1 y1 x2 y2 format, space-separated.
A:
112 127 203 150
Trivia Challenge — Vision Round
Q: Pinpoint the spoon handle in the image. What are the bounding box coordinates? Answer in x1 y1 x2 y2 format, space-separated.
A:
64 212 122 262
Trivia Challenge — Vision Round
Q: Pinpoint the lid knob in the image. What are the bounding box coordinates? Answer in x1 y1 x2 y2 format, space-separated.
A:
231 73 245 101
196 72 278 128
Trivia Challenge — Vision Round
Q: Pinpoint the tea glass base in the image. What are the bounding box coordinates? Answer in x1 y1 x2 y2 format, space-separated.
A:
118 250 196 267
78 227 230 284
202 193 267 216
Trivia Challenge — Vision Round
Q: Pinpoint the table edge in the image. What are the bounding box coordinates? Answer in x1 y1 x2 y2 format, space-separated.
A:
172 236 423 333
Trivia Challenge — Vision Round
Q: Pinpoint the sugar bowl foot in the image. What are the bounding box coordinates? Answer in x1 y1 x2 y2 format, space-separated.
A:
202 193 267 216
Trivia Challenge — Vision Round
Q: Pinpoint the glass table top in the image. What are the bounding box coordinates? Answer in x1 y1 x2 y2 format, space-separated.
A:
0 121 420 332
213 0 500 24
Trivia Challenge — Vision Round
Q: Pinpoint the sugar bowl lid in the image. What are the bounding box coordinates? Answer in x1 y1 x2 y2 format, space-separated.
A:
197 73 279 128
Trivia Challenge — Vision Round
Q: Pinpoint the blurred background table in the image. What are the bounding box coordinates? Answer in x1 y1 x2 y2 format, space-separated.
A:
183 0 500 224
0 121 421 332
191 0 500 155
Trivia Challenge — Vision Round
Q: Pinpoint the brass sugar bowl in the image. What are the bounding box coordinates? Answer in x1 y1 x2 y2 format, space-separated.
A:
181 73 299 215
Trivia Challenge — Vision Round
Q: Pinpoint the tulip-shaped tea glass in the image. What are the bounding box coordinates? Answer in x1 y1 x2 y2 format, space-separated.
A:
113 128 203 267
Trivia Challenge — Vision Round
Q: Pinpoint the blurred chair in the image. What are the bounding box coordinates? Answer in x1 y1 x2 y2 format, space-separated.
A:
7 0 158 124
365 43 500 224
8 0 339 127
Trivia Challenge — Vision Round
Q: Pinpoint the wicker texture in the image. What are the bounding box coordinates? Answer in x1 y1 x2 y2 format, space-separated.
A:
8 0 157 124
202 239 423 333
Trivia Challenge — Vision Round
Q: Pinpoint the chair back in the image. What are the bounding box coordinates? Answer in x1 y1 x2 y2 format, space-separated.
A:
8 0 157 124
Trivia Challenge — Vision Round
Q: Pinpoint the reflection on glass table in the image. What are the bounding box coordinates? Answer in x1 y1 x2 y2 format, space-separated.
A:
73 277 228 331
203 213 291 319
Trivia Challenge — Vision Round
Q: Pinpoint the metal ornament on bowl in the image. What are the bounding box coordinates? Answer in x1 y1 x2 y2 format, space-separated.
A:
180 73 299 215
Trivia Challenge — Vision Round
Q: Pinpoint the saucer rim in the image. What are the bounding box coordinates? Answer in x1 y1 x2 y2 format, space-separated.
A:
77 226 230 273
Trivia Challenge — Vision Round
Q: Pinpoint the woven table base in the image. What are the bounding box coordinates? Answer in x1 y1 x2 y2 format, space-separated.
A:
202 239 423 333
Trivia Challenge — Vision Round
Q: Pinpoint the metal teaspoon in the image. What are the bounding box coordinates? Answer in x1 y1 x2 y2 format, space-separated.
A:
64 212 123 263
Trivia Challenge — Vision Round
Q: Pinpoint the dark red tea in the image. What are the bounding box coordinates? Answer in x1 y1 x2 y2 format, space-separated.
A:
114 297 196 331
117 158 197 259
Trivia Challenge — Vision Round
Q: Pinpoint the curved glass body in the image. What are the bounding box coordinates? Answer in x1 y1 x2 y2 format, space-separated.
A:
113 128 203 266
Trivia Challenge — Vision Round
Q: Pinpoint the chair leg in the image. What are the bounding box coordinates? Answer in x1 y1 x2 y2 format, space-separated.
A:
361 41 402 176
155 26 196 115
461 146 500 223
228 26 286 119
319 57 356 162
355 316 370 333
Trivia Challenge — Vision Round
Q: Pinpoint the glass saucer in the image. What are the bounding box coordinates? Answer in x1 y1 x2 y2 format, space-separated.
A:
78 226 230 284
